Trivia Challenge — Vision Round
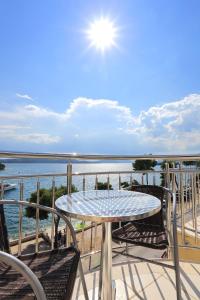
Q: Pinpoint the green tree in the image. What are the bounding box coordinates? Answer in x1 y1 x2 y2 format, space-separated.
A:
95 182 113 190
25 185 78 220
0 163 5 170
132 159 157 185
160 160 178 187
183 160 200 168
132 159 157 171
183 161 195 166
120 180 140 189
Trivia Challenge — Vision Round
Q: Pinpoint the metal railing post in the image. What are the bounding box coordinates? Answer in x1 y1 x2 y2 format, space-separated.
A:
35 179 40 253
95 175 98 190
66 162 72 247
193 173 198 244
172 192 182 300
67 162 72 195
165 162 171 258
51 177 55 250
18 180 24 255
179 163 185 244
83 176 86 191
119 174 121 190
107 175 110 190
0 181 10 253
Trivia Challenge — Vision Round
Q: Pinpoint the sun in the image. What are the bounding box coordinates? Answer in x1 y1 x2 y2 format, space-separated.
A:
86 17 118 53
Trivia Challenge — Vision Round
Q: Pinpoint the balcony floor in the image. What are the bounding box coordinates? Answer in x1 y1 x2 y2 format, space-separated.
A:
73 259 200 300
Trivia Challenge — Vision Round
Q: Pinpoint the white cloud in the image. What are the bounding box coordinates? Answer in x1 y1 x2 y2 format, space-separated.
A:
13 133 61 144
23 104 64 119
64 97 132 121
0 105 64 121
0 125 30 130
0 97 134 151
16 93 33 101
127 93 200 152
1 94 200 153
0 125 60 144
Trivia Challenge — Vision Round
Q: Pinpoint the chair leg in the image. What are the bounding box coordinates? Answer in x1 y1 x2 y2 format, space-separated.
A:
126 242 129 255
78 261 89 300
161 250 167 258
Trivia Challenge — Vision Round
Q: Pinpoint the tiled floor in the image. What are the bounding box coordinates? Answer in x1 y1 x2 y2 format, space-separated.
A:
73 259 200 300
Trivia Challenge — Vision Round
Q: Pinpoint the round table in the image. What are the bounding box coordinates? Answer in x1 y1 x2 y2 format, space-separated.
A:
55 190 161 300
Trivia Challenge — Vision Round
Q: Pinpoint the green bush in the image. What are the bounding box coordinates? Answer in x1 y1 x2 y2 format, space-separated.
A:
75 221 86 230
120 179 140 189
0 163 5 170
95 182 113 190
132 159 157 171
25 185 78 220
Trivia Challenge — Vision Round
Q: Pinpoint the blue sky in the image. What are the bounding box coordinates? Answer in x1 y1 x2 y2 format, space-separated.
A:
0 0 200 154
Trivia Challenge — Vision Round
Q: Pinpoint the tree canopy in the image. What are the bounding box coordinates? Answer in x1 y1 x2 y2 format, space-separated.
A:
0 163 5 170
120 180 140 189
183 161 200 167
132 159 157 171
25 185 78 220
160 160 178 187
160 160 177 170
95 182 113 190
183 161 195 166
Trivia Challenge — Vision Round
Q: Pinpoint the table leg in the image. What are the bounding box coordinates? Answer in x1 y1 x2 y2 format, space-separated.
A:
102 222 113 300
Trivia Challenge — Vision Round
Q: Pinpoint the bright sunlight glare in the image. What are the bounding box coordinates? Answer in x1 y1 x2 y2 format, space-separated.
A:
86 17 118 53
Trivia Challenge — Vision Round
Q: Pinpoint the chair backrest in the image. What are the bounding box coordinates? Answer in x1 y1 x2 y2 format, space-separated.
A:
131 185 165 227
0 204 10 253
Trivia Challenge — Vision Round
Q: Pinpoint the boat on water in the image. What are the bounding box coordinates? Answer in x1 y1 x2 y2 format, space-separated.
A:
0 183 17 192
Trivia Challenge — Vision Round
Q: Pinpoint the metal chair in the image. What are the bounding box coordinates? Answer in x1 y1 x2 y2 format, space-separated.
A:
0 200 89 300
111 185 182 300
112 185 168 250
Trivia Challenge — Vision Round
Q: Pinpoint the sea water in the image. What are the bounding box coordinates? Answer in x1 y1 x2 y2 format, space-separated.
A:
0 163 160 238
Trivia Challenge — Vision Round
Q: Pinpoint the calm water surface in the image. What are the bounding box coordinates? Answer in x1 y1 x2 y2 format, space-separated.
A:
0 163 160 238
0 163 131 237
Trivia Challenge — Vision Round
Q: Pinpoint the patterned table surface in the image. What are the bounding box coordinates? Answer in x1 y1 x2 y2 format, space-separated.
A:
55 190 161 222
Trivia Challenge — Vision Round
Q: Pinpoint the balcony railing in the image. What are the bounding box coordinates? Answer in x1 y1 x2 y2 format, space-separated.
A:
0 152 200 299
0 151 200 257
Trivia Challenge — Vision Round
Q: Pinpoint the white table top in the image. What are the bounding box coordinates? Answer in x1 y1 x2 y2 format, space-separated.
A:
55 190 161 222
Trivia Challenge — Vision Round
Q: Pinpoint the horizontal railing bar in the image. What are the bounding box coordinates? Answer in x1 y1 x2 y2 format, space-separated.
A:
169 168 200 173
0 170 163 180
0 173 69 180
1 151 200 161
73 169 200 175
1 169 200 180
